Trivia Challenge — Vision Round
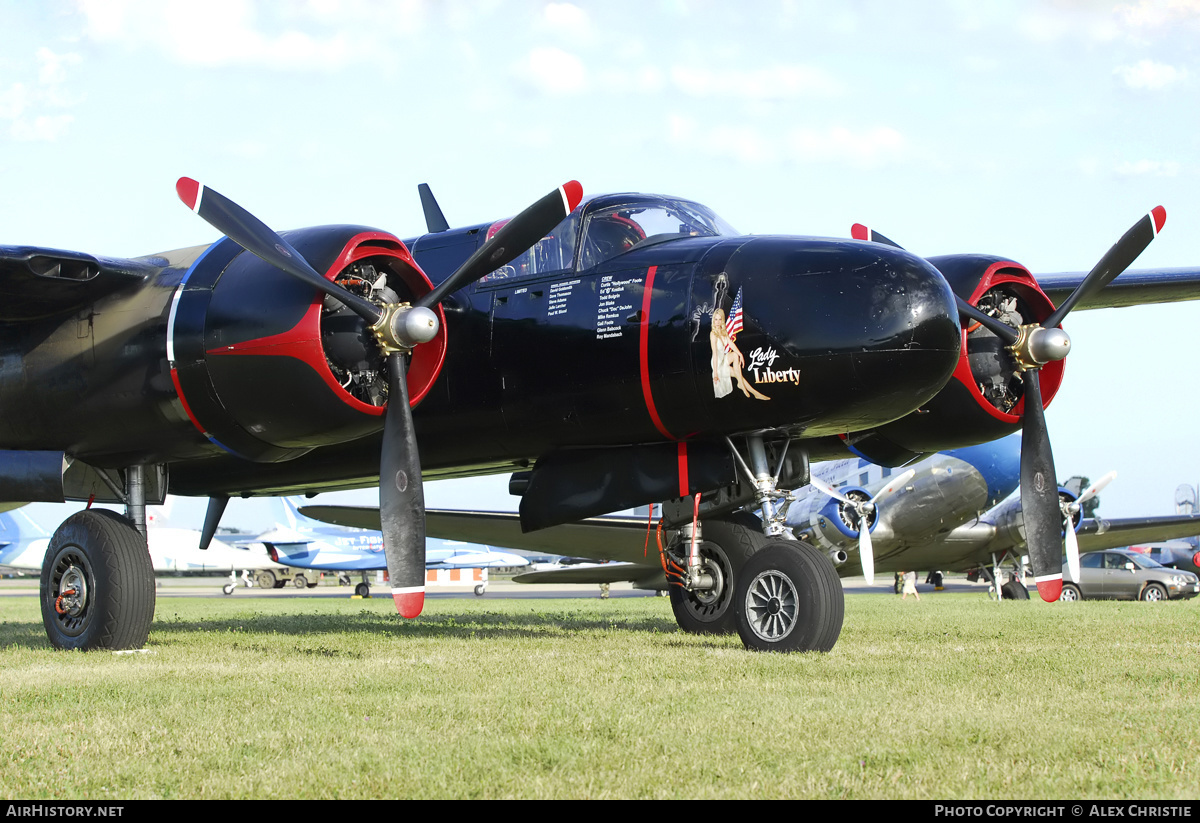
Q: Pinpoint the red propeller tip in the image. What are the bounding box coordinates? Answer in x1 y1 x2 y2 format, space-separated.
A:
851 223 870 241
1151 206 1167 234
1035 576 1062 602
176 177 201 211
393 589 425 619
561 180 583 212
1192 551 1200 569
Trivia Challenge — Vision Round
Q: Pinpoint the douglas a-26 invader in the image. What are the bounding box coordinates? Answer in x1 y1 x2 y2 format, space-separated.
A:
0 176 1194 652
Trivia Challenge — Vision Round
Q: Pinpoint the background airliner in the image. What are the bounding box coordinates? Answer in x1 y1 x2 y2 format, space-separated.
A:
300 434 1200 600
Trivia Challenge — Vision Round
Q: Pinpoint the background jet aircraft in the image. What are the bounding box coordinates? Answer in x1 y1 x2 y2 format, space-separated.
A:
0 505 281 582
251 498 528 596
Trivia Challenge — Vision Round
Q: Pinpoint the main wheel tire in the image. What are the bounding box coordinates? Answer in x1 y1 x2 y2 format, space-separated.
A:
1001 579 1030 600
222 584 235 596
257 570 277 589
734 540 844 653
354 582 370 597
474 585 485 597
669 516 769 635
1060 583 1083 602
40 509 156 651
1140 582 1168 602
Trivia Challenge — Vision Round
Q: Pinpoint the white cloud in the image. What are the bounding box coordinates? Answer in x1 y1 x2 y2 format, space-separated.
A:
1116 0 1200 28
1114 59 1187 90
786 126 906 169
670 64 843 99
1 48 82 142
76 0 358 70
543 3 590 33
11 114 75 142
668 114 905 169
1115 159 1180 176
514 47 587 95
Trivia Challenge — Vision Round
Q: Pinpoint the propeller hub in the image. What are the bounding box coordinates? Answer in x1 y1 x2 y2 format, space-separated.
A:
1009 324 1072 371
371 304 441 354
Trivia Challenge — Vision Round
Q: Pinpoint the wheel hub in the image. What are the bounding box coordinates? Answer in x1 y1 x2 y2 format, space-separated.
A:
746 570 799 641
58 565 88 616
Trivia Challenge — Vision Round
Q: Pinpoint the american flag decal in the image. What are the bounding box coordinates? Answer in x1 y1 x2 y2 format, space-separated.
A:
724 287 744 350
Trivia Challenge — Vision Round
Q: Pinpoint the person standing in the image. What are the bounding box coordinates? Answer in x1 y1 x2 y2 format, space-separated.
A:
901 571 920 601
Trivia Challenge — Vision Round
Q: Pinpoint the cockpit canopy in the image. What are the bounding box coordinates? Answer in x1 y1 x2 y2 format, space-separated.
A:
480 194 737 282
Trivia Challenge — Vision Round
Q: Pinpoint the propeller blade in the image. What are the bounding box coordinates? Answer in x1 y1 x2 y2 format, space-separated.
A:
869 468 916 505
1064 514 1081 584
176 177 383 324
956 295 1019 344
379 352 426 618
859 517 875 586
850 223 903 249
1078 470 1117 505
809 476 851 505
1019 371 1063 602
1043 207 1166 330
417 181 583 309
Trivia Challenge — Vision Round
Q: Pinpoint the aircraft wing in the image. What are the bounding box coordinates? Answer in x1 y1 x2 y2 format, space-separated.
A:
1076 514 1200 552
0 246 161 322
299 506 656 564
1037 267 1200 310
513 562 666 589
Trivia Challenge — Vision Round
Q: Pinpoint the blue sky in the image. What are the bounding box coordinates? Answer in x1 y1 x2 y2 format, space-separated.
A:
4 0 1199 531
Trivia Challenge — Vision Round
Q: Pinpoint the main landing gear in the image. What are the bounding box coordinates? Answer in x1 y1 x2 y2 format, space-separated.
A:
40 483 156 651
662 435 844 653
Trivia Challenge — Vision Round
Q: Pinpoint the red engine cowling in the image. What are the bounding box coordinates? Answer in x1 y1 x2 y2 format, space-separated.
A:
168 225 446 462
848 254 1064 460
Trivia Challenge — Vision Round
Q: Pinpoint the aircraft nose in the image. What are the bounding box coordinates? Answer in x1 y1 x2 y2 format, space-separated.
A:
703 236 961 434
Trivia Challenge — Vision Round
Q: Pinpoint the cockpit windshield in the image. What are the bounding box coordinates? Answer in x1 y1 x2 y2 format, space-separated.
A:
478 212 581 283
476 196 737 284
579 200 737 269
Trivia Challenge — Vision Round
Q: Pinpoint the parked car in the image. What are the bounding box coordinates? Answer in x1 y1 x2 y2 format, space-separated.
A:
1061 549 1200 602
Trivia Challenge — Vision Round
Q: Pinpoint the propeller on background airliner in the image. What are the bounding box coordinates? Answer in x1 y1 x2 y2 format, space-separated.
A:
177 177 583 618
809 468 915 585
852 207 1165 601
1061 471 1116 584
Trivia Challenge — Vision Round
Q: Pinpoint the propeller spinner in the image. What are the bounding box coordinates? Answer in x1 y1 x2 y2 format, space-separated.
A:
178 177 583 617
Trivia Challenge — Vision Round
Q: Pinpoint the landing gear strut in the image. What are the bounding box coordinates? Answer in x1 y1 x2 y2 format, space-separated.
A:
663 434 845 652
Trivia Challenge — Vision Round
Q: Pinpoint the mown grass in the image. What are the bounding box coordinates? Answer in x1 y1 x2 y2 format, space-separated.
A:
1 590 1197 799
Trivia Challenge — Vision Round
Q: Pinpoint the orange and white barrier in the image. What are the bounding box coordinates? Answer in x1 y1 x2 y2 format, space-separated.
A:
425 568 487 588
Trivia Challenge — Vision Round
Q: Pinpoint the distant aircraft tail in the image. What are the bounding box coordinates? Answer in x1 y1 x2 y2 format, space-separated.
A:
267 496 307 530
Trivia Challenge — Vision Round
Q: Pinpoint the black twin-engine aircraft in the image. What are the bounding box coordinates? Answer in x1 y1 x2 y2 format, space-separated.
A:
1 176 1194 652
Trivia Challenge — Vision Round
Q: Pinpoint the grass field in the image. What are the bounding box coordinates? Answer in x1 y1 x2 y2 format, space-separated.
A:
1 587 1197 799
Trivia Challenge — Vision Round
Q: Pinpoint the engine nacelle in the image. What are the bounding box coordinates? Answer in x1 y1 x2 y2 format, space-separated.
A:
991 486 1078 550
169 225 446 462
805 485 877 549
843 255 1064 463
